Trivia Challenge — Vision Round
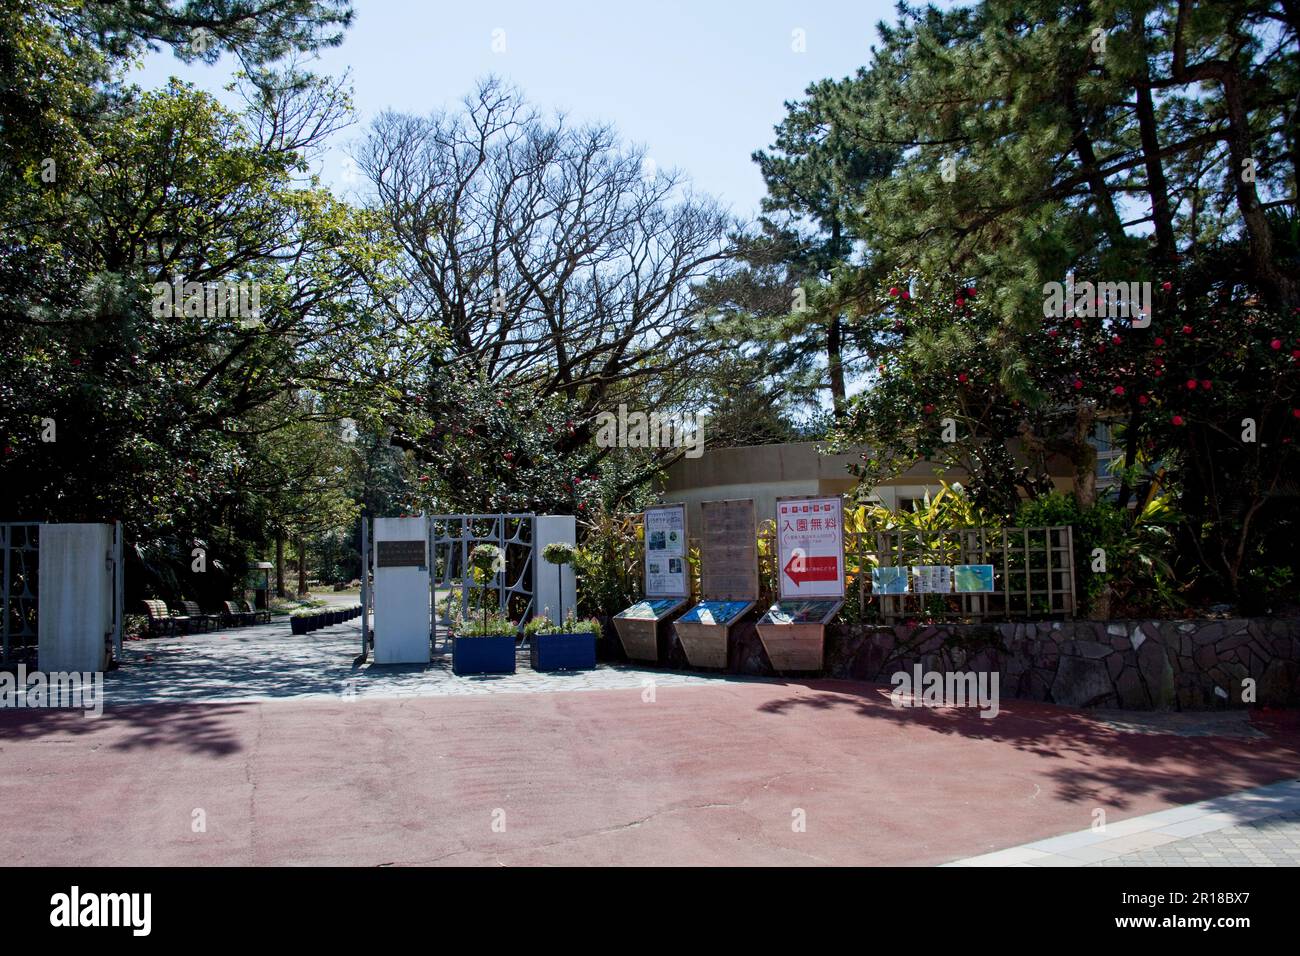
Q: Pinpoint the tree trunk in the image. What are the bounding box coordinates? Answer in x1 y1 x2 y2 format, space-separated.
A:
296 536 308 597
827 313 846 420
1072 406 1098 509
275 533 286 598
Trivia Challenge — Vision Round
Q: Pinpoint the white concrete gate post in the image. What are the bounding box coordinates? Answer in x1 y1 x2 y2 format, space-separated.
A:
533 515 576 623
371 516 432 664
38 523 114 672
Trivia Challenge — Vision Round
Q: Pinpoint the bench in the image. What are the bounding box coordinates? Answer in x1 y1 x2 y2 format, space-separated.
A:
242 600 271 625
143 599 190 637
222 601 256 627
180 600 219 632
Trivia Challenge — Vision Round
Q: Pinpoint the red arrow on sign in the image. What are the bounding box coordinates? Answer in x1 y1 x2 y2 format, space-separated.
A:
783 553 839 586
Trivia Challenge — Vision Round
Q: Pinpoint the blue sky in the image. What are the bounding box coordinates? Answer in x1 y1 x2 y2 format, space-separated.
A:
130 0 900 220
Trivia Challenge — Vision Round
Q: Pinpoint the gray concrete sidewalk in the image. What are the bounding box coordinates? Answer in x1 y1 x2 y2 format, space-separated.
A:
945 777 1300 866
107 618 737 706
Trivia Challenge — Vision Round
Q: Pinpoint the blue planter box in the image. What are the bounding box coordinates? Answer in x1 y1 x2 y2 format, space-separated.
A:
530 632 597 671
452 635 517 675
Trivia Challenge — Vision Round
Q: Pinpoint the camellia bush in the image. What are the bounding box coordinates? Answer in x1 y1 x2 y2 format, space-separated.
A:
829 261 1299 612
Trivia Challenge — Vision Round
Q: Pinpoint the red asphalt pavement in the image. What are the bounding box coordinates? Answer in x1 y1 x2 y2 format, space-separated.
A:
3 679 1300 866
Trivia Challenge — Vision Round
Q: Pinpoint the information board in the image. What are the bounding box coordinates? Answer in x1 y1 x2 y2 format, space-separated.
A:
376 539 427 569
954 564 996 593
643 504 688 597
776 496 845 600
615 598 683 621
912 565 952 593
699 499 758 600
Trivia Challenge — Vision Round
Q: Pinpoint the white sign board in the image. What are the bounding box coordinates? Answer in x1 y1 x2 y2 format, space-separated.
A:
644 504 687 597
776 496 845 600
912 565 953 593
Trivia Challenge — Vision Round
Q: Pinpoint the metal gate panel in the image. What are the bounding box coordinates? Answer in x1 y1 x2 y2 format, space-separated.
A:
1 523 40 665
428 514 535 627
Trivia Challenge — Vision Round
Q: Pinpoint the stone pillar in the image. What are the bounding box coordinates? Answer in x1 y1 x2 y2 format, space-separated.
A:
372 516 431 664
38 523 114 672
534 515 577 624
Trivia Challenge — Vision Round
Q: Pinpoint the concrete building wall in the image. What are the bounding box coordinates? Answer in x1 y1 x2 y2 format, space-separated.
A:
661 440 1077 526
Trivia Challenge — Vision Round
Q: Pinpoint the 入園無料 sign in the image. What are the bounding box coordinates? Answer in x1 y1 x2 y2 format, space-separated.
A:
776 497 845 599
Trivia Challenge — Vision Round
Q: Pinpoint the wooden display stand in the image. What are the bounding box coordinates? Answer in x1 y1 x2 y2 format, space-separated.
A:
613 598 688 662
674 498 758 670
613 504 689 663
756 600 841 671
755 495 847 672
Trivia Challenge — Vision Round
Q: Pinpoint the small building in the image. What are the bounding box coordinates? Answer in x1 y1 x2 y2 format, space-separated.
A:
660 440 1078 530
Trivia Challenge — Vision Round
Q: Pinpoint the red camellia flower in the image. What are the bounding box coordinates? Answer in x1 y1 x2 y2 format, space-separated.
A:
1161 281 1172 291
1153 356 1164 367
1201 379 1212 390
1073 378 1083 389
901 290 910 300
1113 385 1125 396
889 287 900 297
1138 394 1149 405
419 475 430 482
1186 379 1197 390
1112 335 1122 345
955 297 966 308
1154 337 1165 346
1047 329 1059 338
1271 339 1283 350
1292 408 1300 419
958 372 968 383
1072 319 1082 329
965 287 976 298
923 403 935 414
1182 325 1193 334
1171 415 1185 426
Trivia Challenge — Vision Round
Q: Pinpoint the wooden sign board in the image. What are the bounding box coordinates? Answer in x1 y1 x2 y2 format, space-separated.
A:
698 498 758 601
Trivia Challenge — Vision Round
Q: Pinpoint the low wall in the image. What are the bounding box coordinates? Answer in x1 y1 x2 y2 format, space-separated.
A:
701 617 1300 710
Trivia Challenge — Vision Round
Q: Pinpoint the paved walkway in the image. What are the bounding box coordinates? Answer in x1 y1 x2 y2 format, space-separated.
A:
946 777 1300 866
107 618 733 706
5 671 1300 865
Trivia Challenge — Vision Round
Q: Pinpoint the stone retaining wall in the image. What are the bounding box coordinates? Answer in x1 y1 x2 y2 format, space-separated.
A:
717 617 1300 709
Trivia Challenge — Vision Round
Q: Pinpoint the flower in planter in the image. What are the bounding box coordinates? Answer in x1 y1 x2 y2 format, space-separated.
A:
541 541 578 622
468 543 505 632
525 610 601 638
450 608 516 638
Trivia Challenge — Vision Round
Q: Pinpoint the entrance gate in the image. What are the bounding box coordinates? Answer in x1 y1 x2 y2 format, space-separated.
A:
429 514 536 626
358 513 536 660
1 521 125 666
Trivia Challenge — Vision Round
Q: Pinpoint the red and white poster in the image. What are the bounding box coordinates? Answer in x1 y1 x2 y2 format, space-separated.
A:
776 496 845 600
